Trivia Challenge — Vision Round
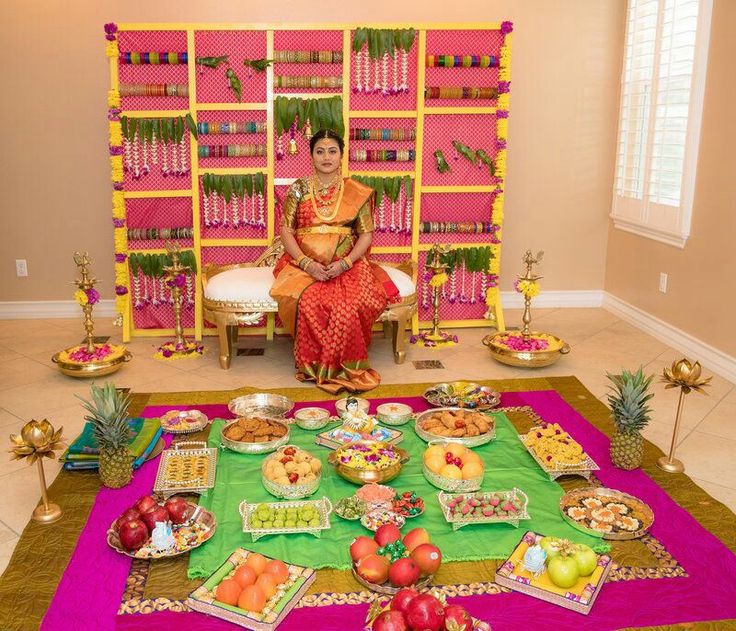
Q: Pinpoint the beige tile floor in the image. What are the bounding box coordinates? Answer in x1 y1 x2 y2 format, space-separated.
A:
0 308 734 576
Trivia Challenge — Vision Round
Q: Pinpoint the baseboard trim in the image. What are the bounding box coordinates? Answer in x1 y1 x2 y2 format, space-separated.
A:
500 290 604 309
603 292 736 384
0 299 117 319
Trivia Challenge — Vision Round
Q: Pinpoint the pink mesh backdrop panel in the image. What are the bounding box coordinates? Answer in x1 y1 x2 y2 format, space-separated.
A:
347 116 417 173
421 114 499 186
194 31 267 104
419 192 498 245
274 184 290 229
125 197 194 250
350 32 418 110
199 174 269 239
417 250 490 322
273 129 313 180
130 271 196 330
123 129 192 192
273 30 344 95
118 31 189 111
424 29 502 109
197 109 268 170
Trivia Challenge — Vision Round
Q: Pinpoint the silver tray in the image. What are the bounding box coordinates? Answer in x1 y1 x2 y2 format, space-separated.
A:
153 441 218 497
518 430 599 481
159 409 209 434
423 382 501 410
239 496 333 542
437 489 530 531
220 418 290 455
415 407 496 448
228 393 294 419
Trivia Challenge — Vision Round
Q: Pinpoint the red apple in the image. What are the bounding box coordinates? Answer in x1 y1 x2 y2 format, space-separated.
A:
391 588 419 614
411 543 442 577
141 505 170 532
118 518 149 551
164 497 191 525
405 593 445 631
374 523 402 547
372 610 409 631
355 553 391 585
388 557 421 587
350 535 380 562
402 527 431 553
442 605 473 631
115 508 141 532
134 495 158 515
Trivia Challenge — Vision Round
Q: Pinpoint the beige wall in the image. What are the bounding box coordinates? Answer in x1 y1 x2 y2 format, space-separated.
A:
0 0 625 302
604 0 736 357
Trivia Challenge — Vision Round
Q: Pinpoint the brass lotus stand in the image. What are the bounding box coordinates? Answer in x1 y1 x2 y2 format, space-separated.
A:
51 252 131 377
9 420 65 524
658 359 712 473
483 250 569 367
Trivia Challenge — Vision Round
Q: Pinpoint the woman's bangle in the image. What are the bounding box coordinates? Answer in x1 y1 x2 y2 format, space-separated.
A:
340 257 353 272
296 255 312 271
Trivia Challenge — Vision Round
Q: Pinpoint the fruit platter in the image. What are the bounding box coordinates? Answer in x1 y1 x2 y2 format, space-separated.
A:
560 486 654 540
365 590 491 631
414 408 496 447
518 423 600 481
239 497 332 542
495 531 612 615
437 489 530 530
187 548 316 630
423 381 501 410
422 442 485 492
159 409 209 434
261 445 322 499
107 495 216 559
153 441 218 497
328 441 410 485
350 524 441 595
221 417 290 455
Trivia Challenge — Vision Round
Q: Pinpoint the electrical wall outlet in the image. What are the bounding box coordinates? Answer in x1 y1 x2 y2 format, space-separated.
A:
659 272 668 294
15 259 28 277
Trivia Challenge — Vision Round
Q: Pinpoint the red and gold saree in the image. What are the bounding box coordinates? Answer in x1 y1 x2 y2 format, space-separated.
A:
270 177 399 394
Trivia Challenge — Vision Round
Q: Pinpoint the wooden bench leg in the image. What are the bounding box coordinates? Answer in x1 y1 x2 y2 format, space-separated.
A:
390 311 409 365
217 322 233 370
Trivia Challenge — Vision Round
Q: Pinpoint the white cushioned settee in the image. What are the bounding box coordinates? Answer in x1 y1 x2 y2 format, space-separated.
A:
202 240 417 369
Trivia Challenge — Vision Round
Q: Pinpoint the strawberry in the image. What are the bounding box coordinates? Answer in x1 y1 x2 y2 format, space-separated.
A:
489 497 501 507
280 457 293 464
288 472 299 484
283 447 297 456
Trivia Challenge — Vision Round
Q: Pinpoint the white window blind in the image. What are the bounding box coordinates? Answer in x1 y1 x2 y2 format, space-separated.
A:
612 0 712 248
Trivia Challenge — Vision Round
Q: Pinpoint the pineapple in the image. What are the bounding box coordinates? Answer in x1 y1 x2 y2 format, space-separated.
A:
77 382 133 488
606 368 654 470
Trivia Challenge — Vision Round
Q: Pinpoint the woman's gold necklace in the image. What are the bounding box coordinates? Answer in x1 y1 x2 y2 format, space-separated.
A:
310 174 343 220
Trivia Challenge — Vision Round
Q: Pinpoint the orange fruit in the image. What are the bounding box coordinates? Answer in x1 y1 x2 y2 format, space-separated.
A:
238 584 267 613
245 552 268 576
461 451 483 466
445 444 467 458
233 564 257 588
255 573 278 599
461 461 484 480
423 445 445 462
439 464 463 480
263 559 290 584
424 455 446 474
215 578 242 606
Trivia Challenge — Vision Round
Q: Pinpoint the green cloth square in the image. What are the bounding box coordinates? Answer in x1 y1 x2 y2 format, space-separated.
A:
61 418 157 462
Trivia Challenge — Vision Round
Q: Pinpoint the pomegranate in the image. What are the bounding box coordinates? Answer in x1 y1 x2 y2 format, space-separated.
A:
164 498 190 525
388 557 421 587
402 527 431 553
141 505 170 532
442 604 473 631
405 593 445 631
374 523 402 547
372 610 409 631
350 535 380 562
355 553 390 584
118 518 149 551
115 508 141 532
134 495 158 515
391 588 418 614
410 543 442 577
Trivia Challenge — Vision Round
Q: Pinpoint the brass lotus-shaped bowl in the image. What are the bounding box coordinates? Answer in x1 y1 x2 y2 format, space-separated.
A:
482 332 570 368
52 346 131 378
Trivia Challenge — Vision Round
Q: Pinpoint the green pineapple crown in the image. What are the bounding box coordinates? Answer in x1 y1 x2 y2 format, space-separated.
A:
606 367 654 433
76 382 132 450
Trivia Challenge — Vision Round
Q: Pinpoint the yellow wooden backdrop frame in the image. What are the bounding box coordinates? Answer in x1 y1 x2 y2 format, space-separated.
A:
108 22 511 342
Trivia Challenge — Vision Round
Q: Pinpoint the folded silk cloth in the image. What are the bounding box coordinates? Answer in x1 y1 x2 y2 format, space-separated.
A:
67 418 145 455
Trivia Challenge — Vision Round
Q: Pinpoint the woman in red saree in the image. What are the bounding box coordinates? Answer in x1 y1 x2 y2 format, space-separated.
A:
270 130 399 394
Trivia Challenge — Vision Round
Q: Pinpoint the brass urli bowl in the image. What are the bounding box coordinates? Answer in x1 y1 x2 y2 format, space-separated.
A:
328 440 410 485
52 347 132 378
482 331 570 368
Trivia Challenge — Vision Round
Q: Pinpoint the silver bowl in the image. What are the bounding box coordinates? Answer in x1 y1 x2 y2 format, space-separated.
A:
228 393 294 419
415 407 496 448
220 418 290 454
293 407 332 431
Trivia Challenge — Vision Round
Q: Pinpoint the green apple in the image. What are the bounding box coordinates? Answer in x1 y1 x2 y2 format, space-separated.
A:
547 554 580 588
573 544 598 577
539 536 561 561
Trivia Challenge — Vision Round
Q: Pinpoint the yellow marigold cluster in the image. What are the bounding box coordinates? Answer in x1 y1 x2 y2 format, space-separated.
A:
74 289 89 306
492 192 505 225
114 228 128 255
107 89 120 109
110 155 123 183
105 39 119 59
109 121 122 146
112 191 125 219
499 38 512 82
429 272 449 288
495 150 507 180
485 286 499 308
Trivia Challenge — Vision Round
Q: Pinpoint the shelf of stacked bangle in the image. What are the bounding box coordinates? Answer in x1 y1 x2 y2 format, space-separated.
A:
127 228 193 240
349 128 416 141
119 51 188 65
419 222 499 234
424 86 498 100
119 83 189 97
273 50 343 64
349 149 415 162
196 121 267 135
426 54 498 68
274 75 343 89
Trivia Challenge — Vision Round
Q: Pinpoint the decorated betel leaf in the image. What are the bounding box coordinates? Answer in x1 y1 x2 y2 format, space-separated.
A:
243 58 272 72
165 118 175 145
184 113 198 139
476 149 495 176
128 253 140 277
225 68 242 102
160 117 170 144
151 118 161 143
195 55 229 69
452 140 476 164
382 29 396 58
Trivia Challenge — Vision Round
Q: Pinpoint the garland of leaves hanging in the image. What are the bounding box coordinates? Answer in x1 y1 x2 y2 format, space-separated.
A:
127 251 197 310
352 28 416 95
120 116 189 178
128 250 197 278
351 175 414 234
273 95 344 159
419 245 496 309
201 172 266 228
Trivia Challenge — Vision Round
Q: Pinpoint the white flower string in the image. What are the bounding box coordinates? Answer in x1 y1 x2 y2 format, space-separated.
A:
142 275 149 304
142 135 150 175
171 136 179 175
212 191 220 226
470 271 477 304
202 188 210 227
133 274 142 308
151 130 158 165
150 274 158 306
355 49 362 93
250 190 257 226
381 52 389 95
393 49 399 94
397 185 403 233
186 274 195 306
480 271 488 302
222 196 229 226
401 49 409 93
161 138 169 176
374 56 380 93
179 135 187 175
257 191 265 228
449 268 457 303
132 130 140 179
404 186 412 235
231 195 239 227
124 134 133 172
364 46 371 93
389 195 396 233
242 191 250 226
459 262 467 303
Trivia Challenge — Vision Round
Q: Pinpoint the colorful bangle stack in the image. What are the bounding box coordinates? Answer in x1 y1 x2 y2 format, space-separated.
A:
127 227 194 240
424 86 498 100
274 50 343 63
119 51 188 65
119 83 189 97
198 144 268 158
340 257 353 272
349 149 415 162
350 128 416 141
419 222 498 234
274 75 343 89
296 255 313 271
426 55 497 68
196 121 267 135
